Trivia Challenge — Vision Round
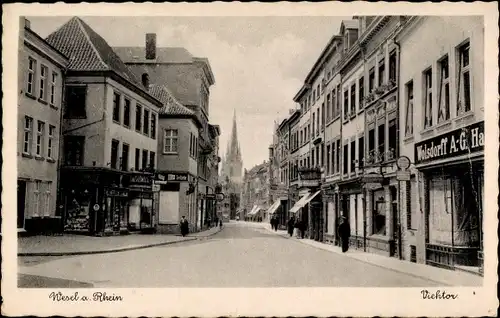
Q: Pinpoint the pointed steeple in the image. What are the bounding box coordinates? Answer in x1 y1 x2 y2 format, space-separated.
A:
227 109 241 159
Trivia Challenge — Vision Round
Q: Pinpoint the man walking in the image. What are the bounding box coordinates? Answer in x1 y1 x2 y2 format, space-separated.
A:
338 216 351 252
180 216 189 237
287 216 295 237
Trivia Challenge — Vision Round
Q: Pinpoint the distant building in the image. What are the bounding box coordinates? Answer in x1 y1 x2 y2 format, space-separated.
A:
46 17 163 235
17 18 68 234
241 161 270 222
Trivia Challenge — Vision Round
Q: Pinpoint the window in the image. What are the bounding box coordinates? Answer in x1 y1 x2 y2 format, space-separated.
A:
336 84 341 115
378 60 385 86
343 144 348 174
65 86 87 118
317 146 320 167
34 181 41 216
36 121 45 156
164 129 178 153
149 151 156 169
369 67 375 92
47 125 55 159
64 136 84 166
44 181 52 217
350 83 356 114
326 145 331 175
23 116 33 154
111 139 119 169
326 94 331 121
121 143 129 171
312 113 315 137
336 140 340 173
142 150 148 170
39 65 48 100
332 89 337 117
50 72 57 105
143 109 150 135
358 136 364 169
368 128 375 158
317 84 320 99
372 189 386 235
389 50 397 84
457 42 471 114
437 56 450 123
135 148 140 171
321 103 325 129
388 119 397 160
151 113 156 139
135 105 142 131
343 89 349 118
312 89 316 101
423 69 433 128
300 130 303 145
189 133 193 157
27 57 36 95
350 140 356 173
331 143 336 174
316 110 320 134
112 92 121 122
377 124 385 161
359 77 364 108
312 148 315 167
123 98 131 127
405 81 414 136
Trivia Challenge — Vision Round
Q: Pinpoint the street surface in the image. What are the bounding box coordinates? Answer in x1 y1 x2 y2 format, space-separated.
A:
19 222 441 288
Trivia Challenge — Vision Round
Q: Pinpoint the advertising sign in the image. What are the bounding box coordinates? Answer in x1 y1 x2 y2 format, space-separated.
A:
414 121 484 165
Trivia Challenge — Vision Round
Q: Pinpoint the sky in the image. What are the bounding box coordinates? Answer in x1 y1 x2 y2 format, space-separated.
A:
28 16 349 170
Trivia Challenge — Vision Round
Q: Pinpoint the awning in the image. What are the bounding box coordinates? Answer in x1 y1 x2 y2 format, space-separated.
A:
267 200 281 215
302 190 321 206
248 205 261 216
289 194 311 213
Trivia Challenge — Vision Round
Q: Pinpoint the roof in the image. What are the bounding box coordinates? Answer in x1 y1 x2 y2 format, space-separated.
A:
113 46 194 64
341 19 359 30
45 17 141 86
148 84 194 116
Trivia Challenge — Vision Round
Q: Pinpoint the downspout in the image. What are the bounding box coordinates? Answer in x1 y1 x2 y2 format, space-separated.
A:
394 29 403 260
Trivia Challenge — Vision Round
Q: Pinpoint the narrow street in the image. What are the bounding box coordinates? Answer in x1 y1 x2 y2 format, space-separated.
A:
19 222 441 288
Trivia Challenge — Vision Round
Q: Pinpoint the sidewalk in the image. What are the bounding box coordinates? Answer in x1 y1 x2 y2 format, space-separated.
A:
18 226 222 257
254 222 482 287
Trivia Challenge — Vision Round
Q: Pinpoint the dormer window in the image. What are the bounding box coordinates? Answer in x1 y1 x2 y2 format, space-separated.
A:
141 73 150 89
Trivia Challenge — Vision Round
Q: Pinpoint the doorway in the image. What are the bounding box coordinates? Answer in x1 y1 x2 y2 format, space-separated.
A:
17 180 26 229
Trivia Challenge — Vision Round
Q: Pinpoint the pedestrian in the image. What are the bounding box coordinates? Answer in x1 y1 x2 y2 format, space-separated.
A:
274 217 278 231
219 219 223 229
180 216 189 237
287 216 295 237
338 216 351 252
299 219 306 239
294 219 300 238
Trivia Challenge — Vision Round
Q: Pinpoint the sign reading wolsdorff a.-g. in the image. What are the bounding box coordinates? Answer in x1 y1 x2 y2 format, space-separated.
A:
414 121 484 165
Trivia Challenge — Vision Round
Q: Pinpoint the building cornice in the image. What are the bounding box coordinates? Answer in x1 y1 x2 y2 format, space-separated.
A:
24 28 69 69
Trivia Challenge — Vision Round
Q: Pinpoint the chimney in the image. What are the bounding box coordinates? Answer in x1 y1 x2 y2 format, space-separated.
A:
145 33 156 60
24 18 31 29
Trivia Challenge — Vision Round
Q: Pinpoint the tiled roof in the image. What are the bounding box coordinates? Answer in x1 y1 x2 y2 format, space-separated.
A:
148 84 194 116
113 46 194 64
45 17 141 86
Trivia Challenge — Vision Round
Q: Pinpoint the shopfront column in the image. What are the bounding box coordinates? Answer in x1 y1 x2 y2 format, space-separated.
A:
384 185 393 238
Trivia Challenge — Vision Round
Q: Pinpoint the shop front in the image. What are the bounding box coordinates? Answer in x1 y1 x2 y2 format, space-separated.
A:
126 172 158 233
337 177 365 250
415 121 484 274
322 183 340 245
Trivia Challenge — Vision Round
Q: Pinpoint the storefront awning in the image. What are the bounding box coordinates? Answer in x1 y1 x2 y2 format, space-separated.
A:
267 200 281 215
289 194 311 213
248 205 259 216
302 190 321 206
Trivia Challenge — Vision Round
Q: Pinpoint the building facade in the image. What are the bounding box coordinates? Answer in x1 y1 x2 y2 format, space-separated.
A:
115 34 219 232
241 162 270 222
17 18 69 234
46 17 163 235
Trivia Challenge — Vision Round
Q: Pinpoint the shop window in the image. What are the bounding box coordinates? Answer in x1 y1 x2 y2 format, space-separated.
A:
388 119 397 160
64 86 87 118
369 67 375 92
389 50 397 84
64 136 84 166
457 42 471 114
110 139 119 169
343 144 348 175
372 191 386 235
123 98 131 127
135 104 142 132
350 140 356 173
377 124 385 162
112 92 121 123
438 56 450 123
405 81 414 136
358 136 364 168
423 68 433 128
135 148 140 171
121 143 129 171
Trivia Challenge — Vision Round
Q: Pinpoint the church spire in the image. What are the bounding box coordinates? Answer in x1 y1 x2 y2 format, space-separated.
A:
227 109 240 159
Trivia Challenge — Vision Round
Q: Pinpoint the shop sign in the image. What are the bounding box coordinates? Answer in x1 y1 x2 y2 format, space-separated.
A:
396 170 411 181
130 174 153 186
155 173 167 185
105 188 129 198
414 121 484 165
166 172 189 182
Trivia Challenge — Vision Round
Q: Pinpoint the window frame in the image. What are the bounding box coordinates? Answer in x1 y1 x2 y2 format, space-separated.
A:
39 64 48 101
150 113 156 139
143 108 150 136
405 80 414 137
123 98 131 127
135 104 142 132
163 129 179 154
36 121 45 157
112 92 121 123
423 68 433 129
47 125 55 159
27 57 36 95
23 116 33 154
64 85 87 119
438 55 451 123
50 72 57 106
110 139 120 169
457 41 472 115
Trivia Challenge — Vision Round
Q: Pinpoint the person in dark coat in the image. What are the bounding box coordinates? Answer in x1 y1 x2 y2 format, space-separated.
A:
338 216 350 252
287 217 295 237
299 219 306 239
180 216 189 237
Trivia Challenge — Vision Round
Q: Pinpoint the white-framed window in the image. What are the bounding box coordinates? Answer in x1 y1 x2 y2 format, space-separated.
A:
39 65 48 100
457 41 471 115
33 180 41 216
44 181 52 216
23 116 33 154
27 57 36 95
47 125 55 159
163 129 178 153
36 121 45 156
405 81 414 136
438 56 450 123
50 72 57 105
423 68 433 129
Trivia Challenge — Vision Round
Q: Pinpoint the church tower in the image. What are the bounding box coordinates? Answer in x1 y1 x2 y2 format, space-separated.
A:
220 110 243 219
